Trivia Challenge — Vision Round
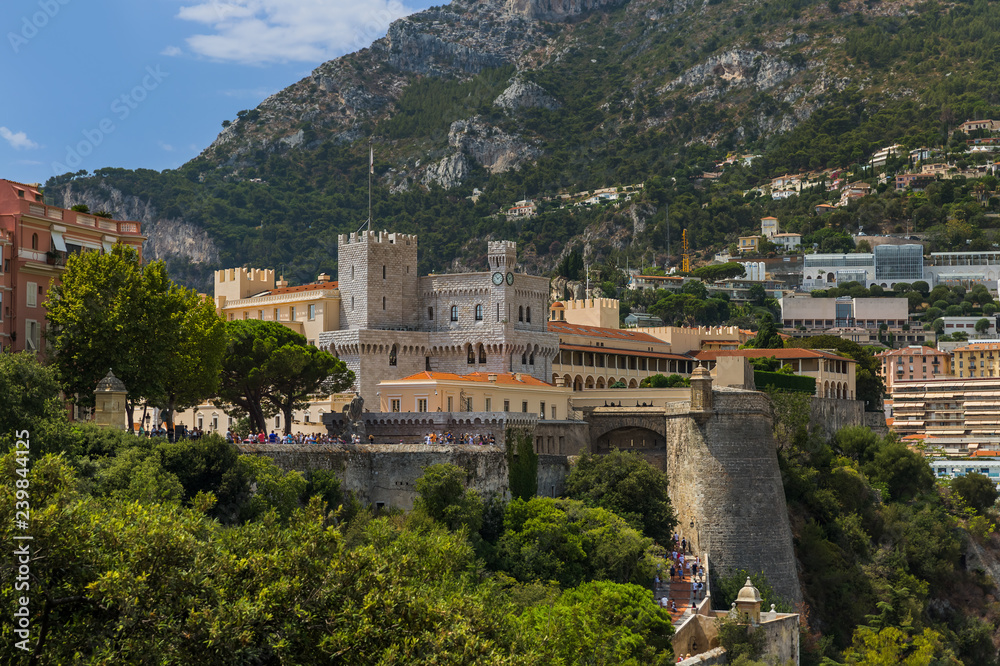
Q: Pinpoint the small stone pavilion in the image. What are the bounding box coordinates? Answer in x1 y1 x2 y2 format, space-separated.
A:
675 577 799 665
93 369 128 430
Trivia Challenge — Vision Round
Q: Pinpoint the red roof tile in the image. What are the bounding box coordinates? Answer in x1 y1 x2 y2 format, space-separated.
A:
694 348 852 362
559 343 691 361
547 321 666 344
266 281 338 296
396 371 555 387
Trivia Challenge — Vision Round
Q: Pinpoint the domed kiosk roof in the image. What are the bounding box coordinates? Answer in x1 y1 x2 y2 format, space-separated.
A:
95 369 126 393
736 578 762 604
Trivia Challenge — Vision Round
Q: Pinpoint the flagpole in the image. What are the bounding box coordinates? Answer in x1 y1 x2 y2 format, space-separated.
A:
357 139 373 234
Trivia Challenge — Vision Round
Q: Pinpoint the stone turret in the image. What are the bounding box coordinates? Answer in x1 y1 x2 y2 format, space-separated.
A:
690 363 713 413
735 577 763 625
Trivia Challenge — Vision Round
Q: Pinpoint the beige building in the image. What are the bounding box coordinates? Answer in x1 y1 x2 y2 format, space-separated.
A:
694 348 857 399
377 371 571 420
548 321 695 390
760 216 779 239
215 269 341 347
781 295 909 331
876 345 951 394
548 297 619 329
892 376 1000 442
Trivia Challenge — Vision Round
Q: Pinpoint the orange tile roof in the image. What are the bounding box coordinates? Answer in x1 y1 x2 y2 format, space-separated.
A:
266 281 338 296
547 321 666 344
876 346 949 357
695 348 852 362
559 343 691 361
953 342 1000 352
397 371 555 387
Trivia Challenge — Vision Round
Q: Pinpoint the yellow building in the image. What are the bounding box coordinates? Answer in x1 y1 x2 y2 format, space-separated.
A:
738 236 760 253
377 371 571 420
214 268 341 347
694 348 857 399
952 342 1000 379
548 321 694 390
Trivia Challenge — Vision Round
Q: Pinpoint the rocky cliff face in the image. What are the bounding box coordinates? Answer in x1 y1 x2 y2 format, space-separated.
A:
494 78 561 111
48 184 220 265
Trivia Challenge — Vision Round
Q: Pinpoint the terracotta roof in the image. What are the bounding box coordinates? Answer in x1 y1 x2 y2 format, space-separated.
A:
547 321 670 344
954 342 1000 352
396 371 555 387
694 348 853 362
559 343 691 361
634 275 684 281
265 281 338 296
876 346 949 357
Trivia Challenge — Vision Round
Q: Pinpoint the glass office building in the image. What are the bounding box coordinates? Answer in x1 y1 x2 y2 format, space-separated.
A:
874 244 924 282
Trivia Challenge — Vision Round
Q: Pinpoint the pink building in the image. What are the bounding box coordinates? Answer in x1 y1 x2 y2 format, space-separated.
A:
876 345 951 395
0 180 144 356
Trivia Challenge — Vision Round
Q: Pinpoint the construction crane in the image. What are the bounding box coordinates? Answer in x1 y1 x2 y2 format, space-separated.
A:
681 229 691 273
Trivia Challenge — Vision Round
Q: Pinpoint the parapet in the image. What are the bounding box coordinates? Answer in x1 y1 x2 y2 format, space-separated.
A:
564 298 620 311
215 267 276 300
337 230 418 247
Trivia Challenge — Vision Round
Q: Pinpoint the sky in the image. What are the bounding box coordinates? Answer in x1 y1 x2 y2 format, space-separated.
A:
1 0 428 186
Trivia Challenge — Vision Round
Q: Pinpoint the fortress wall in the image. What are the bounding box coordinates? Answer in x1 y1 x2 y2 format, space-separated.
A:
665 390 802 605
810 397 864 439
238 443 508 510
536 453 571 497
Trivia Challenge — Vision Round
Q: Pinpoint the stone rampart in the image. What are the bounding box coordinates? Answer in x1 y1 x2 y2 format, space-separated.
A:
237 442 507 510
809 397 864 439
665 389 802 605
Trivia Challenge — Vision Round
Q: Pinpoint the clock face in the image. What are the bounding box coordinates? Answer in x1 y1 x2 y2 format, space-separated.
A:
492 271 504 286
506 272 514 285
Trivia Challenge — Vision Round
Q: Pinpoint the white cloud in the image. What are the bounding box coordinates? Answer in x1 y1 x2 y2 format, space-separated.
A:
175 0 412 65
161 45 183 56
0 127 38 150
158 141 176 152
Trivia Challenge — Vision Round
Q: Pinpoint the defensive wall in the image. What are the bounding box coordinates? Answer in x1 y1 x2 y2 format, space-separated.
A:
236 441 508 510
243 382 873 606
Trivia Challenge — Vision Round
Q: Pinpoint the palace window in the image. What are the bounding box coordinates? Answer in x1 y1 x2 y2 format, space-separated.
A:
475 304 483 321
478 344 487 364
389 344 397 366
451 305 458 322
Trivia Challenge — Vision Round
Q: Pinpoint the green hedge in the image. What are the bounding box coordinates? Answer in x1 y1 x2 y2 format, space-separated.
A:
754 371 816 394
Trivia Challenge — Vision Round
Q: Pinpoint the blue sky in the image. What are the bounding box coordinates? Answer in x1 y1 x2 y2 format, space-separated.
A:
2 0 427 186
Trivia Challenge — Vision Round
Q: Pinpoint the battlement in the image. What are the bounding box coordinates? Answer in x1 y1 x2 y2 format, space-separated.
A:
338 230 417 247
551 297 620 329
214 267 276 304
488 240 517 253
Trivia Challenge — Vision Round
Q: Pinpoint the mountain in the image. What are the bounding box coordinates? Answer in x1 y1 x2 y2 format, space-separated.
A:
44 0 1000 289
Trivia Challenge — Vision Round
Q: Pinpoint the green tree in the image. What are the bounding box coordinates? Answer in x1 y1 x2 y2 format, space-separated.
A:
264 343 354 435
566 450 677 543
0 352 64 435
498 497 651 586
45 244 190 430
692 262 746 281
843 626 952 665
414 463 484 532
975 318 991 335
745 316 783 349
215 320 310 432
156 290 226 430
950 473 999 513
506 427 539 500
518 581 675 665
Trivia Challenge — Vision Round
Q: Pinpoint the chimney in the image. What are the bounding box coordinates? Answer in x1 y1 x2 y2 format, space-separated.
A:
487 374 498 382
276 275 289 288
317 273 330 283
513 373 522 382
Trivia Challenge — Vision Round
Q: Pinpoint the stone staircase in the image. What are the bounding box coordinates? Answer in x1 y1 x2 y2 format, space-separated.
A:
654 556 706 625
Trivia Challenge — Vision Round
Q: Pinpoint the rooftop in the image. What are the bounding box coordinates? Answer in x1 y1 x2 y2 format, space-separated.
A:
548 321 668 344
396 371 555 387
694 348 852 362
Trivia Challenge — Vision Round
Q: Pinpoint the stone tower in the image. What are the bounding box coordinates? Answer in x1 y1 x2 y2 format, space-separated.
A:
488 240 518 325
337 230 419 330
93 369 127 430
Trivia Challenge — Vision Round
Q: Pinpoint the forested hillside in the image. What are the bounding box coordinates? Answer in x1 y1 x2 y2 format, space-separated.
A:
42 0 1000 291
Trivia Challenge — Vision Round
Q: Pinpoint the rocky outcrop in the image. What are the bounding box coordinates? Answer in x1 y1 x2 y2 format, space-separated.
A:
505 0 629 21
48 183 219 265
550 276 585 301
449 117 541 173
421 153 471 189
664 49 807 94
494 78 561 111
